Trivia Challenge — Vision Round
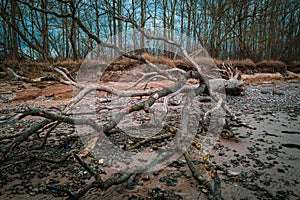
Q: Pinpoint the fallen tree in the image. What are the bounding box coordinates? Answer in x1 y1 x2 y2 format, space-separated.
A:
0 14 248 200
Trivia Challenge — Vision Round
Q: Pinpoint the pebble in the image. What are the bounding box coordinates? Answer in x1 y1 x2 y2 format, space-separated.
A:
223 162 231 168
159 177 166 182
277 168 285 173
218 151 225 156
0 115 6 120
230 159 240 167
98 159 104 165
227 171 241 176
272 90 284 95
260 88 272 94
266 156 275 160
127 185 135 190
137 181 144 186
153 171 159 176
141 174 151 181
179 159 187 164
1 79 298 200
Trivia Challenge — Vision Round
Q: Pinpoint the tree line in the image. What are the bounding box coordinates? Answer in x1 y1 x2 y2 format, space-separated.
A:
0 0 299 62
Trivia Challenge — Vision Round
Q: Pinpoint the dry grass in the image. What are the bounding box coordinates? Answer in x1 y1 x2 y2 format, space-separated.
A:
288 61 300 73
214 59 255 74
1 60 53 78
111 57 140 66
0 59 84 79
212 59 288 75
231 59 255 66
174 56 217 71
53 59 82 73
284 71 300 81
1 56 298 83
241 73 284 84
141 53 176 67
173 58 193 71
255 60 287 74
231 59 255 74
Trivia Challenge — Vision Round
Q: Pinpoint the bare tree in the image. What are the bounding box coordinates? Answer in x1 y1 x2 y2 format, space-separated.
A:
0 5 253 197
1 0 299 62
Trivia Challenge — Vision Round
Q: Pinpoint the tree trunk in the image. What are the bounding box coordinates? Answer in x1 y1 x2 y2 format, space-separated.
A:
10 0 18 59
70 0 78 60
41 0 49 60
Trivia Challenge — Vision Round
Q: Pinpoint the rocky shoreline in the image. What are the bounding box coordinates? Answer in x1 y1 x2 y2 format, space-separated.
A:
0 80 299 199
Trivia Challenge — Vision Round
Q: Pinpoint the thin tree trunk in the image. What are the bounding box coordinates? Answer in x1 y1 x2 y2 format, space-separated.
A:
117 0 122 49
70 0 78 60
41 0 49 60
10 0 18 59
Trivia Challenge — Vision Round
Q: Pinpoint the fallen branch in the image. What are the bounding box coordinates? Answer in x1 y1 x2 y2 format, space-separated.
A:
57 153 133 200
1 119 53 158
6 67 72 85
0 133 22 140
203 97 223 121
184 152 224 199
128 129 176 150
1 15 244 199
184 152 214 197
213 170 223 200
38 121 61 148
2 69 208 158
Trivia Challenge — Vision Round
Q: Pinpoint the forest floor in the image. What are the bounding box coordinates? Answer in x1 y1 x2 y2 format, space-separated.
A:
0 73 299 199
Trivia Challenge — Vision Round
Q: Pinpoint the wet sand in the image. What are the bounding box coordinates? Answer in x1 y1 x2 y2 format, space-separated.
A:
0 80 299 199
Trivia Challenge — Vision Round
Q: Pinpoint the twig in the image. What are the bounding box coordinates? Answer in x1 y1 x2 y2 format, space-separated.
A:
0 133 22 140
20 107 103 132
3 70 205 157
128 124 179 150
62 154 133 200
128 132 175 150
65 84 157 111
7 67 31 82
65 182 95 200
73 153 107 185
126 68 185 90
143 74 168 89
184 152 214 198
1 119 53 157
144 59 176 81
55 66 76 82
54 67 82 89
39 121 61 148
203 97 223 121
213 170 223 200
7 67 61 83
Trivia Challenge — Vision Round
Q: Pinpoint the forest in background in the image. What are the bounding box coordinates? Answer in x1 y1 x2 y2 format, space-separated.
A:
0 1 300 199
0 0 299 63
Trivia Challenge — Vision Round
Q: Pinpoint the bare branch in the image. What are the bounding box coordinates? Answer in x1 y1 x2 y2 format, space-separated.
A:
143 74 168 89
203 97 223 121
126 68 186 90
65 84 157 111
184 152 214 197
128 132 175 150
1 119 53 157
54 67 81 88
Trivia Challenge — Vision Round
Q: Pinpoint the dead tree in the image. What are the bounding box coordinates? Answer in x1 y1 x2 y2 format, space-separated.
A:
216 62 245 96
0 17 247 200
